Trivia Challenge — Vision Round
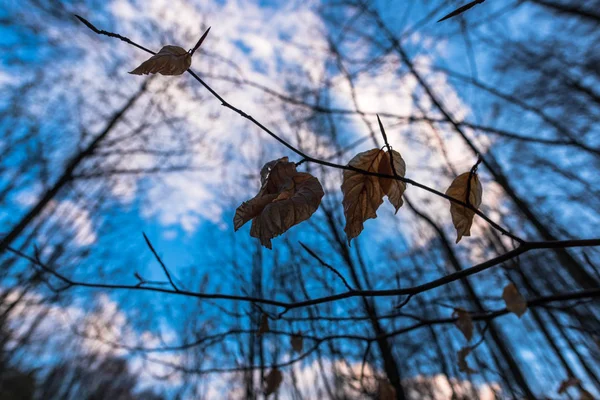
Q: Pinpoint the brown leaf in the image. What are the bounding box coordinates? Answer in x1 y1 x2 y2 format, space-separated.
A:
445 172 483 243
378 379 397 400
291 333 303 353
580 389 594 400
341 149 386 243
453 308 473 342
457 346 476 373
257 314 269 336
502 283 528 318
260 157 297 189
558 377 580 394
234 193 278 230
265 368 283 396
234 157 324 249
129 45 192 76
378 149 407 213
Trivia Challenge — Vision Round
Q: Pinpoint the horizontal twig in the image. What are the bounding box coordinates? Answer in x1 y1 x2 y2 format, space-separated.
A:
8 239 600 311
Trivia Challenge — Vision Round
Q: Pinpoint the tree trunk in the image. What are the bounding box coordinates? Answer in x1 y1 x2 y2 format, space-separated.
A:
0 81 148 255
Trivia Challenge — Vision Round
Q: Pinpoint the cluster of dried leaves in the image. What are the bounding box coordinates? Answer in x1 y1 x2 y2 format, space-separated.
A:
233 157 325 249
126 30 558 397
233 150 484 248
127 30 485 249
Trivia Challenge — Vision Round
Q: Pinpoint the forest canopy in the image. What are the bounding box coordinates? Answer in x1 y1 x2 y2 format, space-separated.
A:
0 0 599 399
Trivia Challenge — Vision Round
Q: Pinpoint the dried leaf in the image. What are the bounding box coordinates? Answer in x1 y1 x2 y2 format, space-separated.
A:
257 314 269 336
234 157 324 249
265 368 283 396
260 157 297 189
558 377 580 394
580 389 594 400
445 172 483 243
234 193 278 230
341 149 386 243
453 308 473 342
378 380 396 400
457 346 476 373
129 45 192 76
291 333 303 353
378 149 407 213
502 283 528 318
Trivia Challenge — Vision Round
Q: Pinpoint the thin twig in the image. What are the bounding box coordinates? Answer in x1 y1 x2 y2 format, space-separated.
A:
438 0 486 23
73 14 524 244
77 288 600 375
465 156 482 209
299 241 354 291
7 239 600 310
190 27 211 56
143 232 179 291
377 114 399 178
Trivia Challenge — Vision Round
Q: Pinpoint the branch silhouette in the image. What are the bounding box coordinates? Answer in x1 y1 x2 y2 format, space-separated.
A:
73 14 523 243
8 238 600 312
4 15 591 316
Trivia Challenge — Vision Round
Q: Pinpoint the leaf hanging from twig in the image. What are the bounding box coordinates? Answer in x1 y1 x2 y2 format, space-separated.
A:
342 147 409 243
453 308 473 342
457 346 476 373
379 149 407 213
446 171 483 243
129 45 192 76
265 368 283 396
438 0 486 23
234 157 324 249
341 149 386 243
291 332 303 353
502 283 528 317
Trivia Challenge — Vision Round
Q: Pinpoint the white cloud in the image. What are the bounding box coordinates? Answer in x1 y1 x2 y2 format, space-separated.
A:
0 69 11 87
103 0 334 232
50 199 98 246
14 194 98 247
201 358 502 399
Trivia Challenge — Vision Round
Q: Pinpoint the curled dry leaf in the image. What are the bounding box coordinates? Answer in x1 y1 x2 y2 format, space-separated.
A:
257 314 269 336
265 368 283 396
342 148 407 242
502 283 528 318
457 347 476 373
453 308 473 342
378 149 407 213
378 379 397 400
291 332 303 353
234 157 324 249
129 45 192 76
342 149 385 243
445 171 483 243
